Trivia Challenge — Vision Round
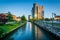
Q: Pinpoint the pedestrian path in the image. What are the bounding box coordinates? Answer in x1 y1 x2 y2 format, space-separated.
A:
35 21 60 37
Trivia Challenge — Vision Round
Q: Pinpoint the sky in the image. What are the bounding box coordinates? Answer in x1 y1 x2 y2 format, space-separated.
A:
0 0 60 19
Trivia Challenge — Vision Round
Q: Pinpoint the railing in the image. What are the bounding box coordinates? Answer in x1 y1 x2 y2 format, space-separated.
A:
35 20 60 37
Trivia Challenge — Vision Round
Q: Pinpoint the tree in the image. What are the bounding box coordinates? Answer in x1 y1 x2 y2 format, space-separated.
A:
21 15 27 21
45 18 50 21
7 12 13 22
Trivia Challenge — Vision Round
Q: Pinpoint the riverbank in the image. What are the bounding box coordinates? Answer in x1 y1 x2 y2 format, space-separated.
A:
0 21 27 39
31 21 60 39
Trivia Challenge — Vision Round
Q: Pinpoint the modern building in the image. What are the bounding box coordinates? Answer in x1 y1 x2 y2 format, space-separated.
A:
32 3 44 20
28 15 32 21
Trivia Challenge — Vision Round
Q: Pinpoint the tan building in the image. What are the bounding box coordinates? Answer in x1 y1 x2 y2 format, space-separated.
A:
32 3 44 20
12 15 17 21
16 17 21 22
54 16 60 20
12 15 21 22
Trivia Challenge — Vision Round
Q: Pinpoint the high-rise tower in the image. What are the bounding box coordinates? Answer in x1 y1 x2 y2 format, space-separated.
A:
32 3 44 20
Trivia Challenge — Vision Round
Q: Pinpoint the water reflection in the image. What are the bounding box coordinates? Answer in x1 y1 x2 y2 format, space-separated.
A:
3 22 54 40
31 23 43 40
35 26 43 40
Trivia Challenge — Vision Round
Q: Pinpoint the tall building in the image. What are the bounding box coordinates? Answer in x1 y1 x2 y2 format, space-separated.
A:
28 15 32 21
32 3 44 20
28 15 31 21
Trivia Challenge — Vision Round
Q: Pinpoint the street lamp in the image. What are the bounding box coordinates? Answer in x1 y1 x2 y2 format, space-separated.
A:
52 13 53 27
52 13 56 27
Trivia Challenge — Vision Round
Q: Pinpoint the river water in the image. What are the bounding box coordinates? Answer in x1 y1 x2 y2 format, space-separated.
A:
3 22 55 40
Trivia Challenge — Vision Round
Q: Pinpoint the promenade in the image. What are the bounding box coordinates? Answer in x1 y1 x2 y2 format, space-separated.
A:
34 21 60 38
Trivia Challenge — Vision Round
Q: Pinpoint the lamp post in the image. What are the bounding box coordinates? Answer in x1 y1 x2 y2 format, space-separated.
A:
42 11 44 23
52 13 53 27
52 13 55 27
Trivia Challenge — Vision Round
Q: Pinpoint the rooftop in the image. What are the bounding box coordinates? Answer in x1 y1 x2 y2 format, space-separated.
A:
55 15 60 18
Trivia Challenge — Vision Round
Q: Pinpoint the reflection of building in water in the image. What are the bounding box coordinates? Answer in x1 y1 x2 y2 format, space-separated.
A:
31 23 42 40
31 23 35 40
35 26 42 40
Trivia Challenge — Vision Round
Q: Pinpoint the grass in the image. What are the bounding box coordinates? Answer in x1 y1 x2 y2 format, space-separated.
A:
0 21 27 38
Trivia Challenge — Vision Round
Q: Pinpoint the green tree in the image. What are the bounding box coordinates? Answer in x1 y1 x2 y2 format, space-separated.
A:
21 15 27 21
45 18 50 21
7 12 13 22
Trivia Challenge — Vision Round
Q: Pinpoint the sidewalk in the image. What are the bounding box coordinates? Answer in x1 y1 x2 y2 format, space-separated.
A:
35 21 60 37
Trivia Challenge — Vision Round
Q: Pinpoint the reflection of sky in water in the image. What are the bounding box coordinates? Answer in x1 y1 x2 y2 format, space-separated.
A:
30 22 32 32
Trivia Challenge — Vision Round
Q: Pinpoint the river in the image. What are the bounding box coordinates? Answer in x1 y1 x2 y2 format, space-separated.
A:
3 22 55 40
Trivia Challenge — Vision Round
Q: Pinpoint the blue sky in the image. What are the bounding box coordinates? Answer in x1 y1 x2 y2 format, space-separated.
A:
0 0 60 19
